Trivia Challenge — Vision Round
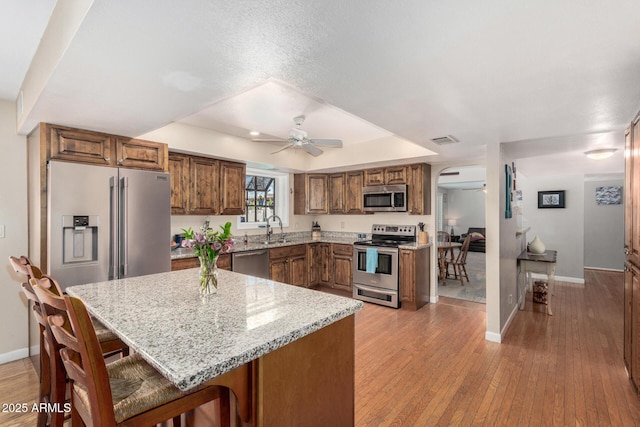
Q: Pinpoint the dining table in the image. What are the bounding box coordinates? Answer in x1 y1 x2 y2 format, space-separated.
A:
67 268 363 426
437 241 462 283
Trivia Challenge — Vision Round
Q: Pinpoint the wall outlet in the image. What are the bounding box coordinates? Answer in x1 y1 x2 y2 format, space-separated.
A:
294 222 298 229
340 221 345 229
508 294 513 304
0 224 5 238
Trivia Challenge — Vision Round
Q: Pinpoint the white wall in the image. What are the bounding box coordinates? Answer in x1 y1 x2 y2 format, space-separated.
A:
583 177 624 270
0 100 30 363
518 173 585 280
445 187 486 235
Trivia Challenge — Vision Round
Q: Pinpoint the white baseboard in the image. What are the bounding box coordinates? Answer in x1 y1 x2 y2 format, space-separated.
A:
485 303 519 344
530 273 585 284
485 331 501 343
430 295 439 304
0 347 29 365
30 344 40 356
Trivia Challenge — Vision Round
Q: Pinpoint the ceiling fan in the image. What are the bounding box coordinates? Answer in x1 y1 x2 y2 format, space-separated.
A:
265 115 343 156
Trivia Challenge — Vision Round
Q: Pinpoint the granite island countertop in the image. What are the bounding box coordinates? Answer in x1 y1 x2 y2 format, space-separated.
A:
67 268 364 391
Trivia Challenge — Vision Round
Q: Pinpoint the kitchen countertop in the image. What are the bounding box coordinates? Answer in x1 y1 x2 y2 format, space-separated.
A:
67 268 363 391
172 234 431 259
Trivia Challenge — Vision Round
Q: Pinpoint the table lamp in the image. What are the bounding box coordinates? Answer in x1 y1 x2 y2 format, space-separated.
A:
448 219 457 236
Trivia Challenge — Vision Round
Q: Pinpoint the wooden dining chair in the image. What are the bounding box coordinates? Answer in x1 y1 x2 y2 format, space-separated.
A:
446 234 472 285
33 282 229 427
437 231 451 244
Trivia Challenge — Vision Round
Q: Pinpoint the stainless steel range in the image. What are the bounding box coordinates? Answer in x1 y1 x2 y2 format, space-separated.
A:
353 224 416 308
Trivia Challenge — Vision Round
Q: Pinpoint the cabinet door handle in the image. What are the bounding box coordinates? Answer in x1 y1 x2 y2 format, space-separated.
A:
118 158 124 164
104 156 110 162
625 248 630 255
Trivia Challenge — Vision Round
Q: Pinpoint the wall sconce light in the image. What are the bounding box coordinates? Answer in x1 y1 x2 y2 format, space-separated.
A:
585 148 617 160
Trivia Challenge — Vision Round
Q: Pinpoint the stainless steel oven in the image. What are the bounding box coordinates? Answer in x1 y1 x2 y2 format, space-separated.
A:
352 224 416 308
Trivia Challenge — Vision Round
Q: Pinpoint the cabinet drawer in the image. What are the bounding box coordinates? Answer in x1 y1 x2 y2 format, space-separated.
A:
270 244 306 260
332 244 353 256
171 257 199 271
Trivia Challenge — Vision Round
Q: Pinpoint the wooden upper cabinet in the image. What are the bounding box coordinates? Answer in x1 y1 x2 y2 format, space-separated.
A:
329 173 346 214
46 124 168 171
47 124 114 166
168 153 189 214
364 168 385 186
408 163 431 215
219 161 246 215
190 156 219 215
385 166 408 184
364 166 407 186
345 171 364 214
115 137 167 171
294 174 329 214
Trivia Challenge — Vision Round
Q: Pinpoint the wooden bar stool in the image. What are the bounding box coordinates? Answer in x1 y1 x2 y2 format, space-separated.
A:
33 282 229 427
9 256 129 427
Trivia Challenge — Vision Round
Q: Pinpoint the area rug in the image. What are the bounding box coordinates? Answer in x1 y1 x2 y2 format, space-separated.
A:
438 251 486 304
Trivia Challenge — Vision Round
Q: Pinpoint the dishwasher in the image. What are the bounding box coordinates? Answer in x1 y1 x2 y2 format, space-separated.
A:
232 249 270 279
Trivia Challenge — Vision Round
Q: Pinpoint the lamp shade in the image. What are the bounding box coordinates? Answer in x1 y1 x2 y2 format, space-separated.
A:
448 219 457 227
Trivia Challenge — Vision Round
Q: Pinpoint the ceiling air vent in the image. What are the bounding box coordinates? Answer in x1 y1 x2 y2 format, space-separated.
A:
431 135 459 145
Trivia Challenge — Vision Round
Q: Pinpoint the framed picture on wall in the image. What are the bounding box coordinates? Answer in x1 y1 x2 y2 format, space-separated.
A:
538 190 565 208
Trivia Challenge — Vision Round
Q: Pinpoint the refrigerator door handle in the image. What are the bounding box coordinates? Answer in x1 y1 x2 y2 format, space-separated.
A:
120 176 129 277
109 176 118 280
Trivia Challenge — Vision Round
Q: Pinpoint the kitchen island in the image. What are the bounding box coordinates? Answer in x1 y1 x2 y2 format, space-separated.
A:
67 268 363 426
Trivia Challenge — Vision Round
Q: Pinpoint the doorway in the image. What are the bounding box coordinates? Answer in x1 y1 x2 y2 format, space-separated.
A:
436 166 487 304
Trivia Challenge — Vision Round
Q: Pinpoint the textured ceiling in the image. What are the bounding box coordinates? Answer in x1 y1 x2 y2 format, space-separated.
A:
8 0 640 175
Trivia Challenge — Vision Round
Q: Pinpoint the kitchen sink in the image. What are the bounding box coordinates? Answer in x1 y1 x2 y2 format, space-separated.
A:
264 239 286 245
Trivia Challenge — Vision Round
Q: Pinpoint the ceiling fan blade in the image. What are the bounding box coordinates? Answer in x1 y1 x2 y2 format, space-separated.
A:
271 144 294 154
309 138 343 147
302 143 323 156
253 138 288 142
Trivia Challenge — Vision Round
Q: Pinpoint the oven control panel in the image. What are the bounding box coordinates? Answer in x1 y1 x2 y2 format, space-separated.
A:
371 224 416 236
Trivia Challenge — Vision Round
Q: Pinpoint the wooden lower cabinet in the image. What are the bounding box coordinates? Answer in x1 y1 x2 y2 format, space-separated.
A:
318 243 332 287
399 247 430 311
625 262 640 388
269 245 308 287
171 254 231 272
332 244 353 292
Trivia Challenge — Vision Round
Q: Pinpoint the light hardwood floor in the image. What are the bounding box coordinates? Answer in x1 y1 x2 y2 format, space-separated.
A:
2 269 638 426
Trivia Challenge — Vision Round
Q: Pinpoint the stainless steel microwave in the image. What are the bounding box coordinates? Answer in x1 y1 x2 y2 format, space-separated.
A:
363 185 407 212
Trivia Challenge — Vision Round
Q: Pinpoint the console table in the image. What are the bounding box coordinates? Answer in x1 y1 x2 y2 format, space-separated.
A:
517 249 557 315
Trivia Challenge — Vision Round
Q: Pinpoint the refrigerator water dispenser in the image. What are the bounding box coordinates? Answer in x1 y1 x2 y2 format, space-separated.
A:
62 215 99 264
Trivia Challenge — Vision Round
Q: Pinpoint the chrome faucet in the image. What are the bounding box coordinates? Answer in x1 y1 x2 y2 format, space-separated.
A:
266 214 284 242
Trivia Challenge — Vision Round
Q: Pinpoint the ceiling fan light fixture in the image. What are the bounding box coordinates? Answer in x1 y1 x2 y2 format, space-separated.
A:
250 131 260 136
584 148 617 160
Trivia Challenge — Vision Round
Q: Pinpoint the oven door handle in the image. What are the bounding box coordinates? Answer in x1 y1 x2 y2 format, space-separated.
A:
354 246 398 256
355 283 397 296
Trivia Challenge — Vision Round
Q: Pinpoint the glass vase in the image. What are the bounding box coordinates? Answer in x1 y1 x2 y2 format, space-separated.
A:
198 254 219 295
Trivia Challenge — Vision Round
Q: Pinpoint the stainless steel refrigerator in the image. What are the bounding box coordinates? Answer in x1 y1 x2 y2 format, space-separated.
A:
48 160 171 290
